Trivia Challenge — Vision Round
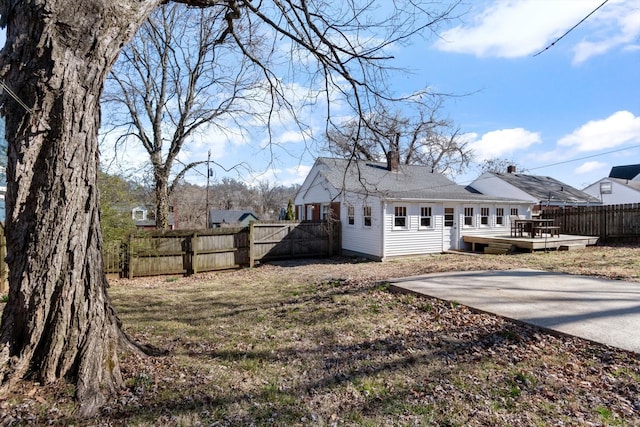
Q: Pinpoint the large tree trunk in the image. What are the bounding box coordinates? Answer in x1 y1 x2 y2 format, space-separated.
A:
0 0 157 417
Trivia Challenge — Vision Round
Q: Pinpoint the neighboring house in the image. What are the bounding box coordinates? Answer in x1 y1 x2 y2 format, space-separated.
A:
131 205 175 229
209 209 259 228
608 164 640 181
468 166 601 214
294 155 531 260
583 164 640 205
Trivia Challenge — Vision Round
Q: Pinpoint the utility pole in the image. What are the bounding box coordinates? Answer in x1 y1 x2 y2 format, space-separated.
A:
205 149 211 229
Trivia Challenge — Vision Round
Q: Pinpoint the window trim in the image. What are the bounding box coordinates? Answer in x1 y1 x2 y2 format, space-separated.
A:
393 205 408 229
363 205 372 227
444 207 454 228
480 207 490 226
496 207 505 226
419 206 433 229
347 205 355 226
463 206 474 227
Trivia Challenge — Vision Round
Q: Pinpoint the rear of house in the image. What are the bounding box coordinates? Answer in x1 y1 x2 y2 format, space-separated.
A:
295 156 531 260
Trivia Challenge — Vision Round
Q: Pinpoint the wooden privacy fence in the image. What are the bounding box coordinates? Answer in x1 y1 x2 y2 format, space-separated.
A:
0 221 340 290
542 203 640 243
117 221 341 278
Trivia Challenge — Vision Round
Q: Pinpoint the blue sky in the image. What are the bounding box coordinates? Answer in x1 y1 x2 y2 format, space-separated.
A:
1 0 639 192
178 0 638 190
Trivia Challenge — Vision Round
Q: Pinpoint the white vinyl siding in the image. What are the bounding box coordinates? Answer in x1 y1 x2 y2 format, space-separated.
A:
384 204 445 257
341 195 383 258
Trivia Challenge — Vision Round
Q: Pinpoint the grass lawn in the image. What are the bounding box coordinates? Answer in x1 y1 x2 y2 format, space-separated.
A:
1 245 639 426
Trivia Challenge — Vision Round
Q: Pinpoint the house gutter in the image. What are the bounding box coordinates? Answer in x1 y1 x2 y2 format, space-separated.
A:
380 201 386 261
383 197 530 205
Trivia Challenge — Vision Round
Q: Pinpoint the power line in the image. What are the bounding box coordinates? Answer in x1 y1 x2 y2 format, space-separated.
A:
533 0 609 57
0 79 34 114
527 143 640 172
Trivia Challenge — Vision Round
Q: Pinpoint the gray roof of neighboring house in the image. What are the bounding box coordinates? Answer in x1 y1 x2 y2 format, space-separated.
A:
486 171 601 204
209 210 259 224
316 157 527 203
609 164 640 180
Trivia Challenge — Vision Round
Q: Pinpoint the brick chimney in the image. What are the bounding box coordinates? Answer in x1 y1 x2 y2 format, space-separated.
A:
386 150 399 172
507 165 516 174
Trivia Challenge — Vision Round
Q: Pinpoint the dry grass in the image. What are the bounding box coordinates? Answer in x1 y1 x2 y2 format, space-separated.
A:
1 245 640 426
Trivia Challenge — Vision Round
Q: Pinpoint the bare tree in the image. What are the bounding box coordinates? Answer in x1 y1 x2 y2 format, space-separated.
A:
326 99 472 176
173 181 208 229
478 158 528 174
103 4 260 229
0 0 459 416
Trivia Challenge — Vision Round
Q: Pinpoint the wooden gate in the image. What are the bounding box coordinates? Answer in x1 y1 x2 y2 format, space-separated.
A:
249 221 340 266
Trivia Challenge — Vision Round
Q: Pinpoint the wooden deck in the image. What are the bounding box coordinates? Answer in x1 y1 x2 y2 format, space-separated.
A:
462 234 599 253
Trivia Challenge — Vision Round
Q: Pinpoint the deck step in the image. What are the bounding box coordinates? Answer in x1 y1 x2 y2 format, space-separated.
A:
484 243 514 255
558 244 586 251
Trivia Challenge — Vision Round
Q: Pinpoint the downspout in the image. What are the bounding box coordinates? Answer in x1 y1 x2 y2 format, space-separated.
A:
381 201 386 261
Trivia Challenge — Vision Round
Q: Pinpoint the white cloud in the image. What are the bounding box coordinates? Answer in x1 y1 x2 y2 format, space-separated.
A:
558 111 640 152
572 1 640 64
247 164 311 187
574 161 608 175
434 0 640 62
466 127 542 160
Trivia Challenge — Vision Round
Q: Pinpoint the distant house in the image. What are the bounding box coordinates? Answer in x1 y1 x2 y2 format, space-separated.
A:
131 205 175 229
468 166 601 214
209 209 259 228
609 164 640 181
294 155 531 260
583 164 640 205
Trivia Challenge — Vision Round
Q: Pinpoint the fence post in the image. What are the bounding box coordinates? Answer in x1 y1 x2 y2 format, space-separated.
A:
600 206 607 243
126 233 134 280
327 220 334 257
289 223 294 257
191 233 198 275
249 222 255 268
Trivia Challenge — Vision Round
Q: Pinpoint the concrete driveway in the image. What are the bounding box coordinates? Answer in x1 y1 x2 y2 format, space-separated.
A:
389 269 640 354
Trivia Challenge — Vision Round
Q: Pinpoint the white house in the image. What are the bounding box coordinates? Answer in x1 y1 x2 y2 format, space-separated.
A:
294 155 531 260
583 164 640 205
468 166 601 214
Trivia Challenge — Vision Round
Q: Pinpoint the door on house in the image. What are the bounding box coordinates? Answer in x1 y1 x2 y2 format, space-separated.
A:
443 206 458 250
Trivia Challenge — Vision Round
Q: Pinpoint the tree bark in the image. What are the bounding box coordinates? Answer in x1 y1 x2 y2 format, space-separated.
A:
0 0 158 417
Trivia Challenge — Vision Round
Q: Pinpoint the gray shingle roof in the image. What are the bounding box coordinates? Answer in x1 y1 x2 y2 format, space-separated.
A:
488 172 600 204
209 210 258 224
609 164 640 180
317 157 526 203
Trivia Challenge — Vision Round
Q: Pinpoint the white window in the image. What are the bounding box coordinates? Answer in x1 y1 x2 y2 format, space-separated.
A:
420 206 432 228
322 205 331 220
464 207 474 226
496 208 505 226
510 207 519 216
363 206 372 227
347 205 355 225
480 207 490 226
444 207 454 227
394 206 407 228
133 209 145 220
